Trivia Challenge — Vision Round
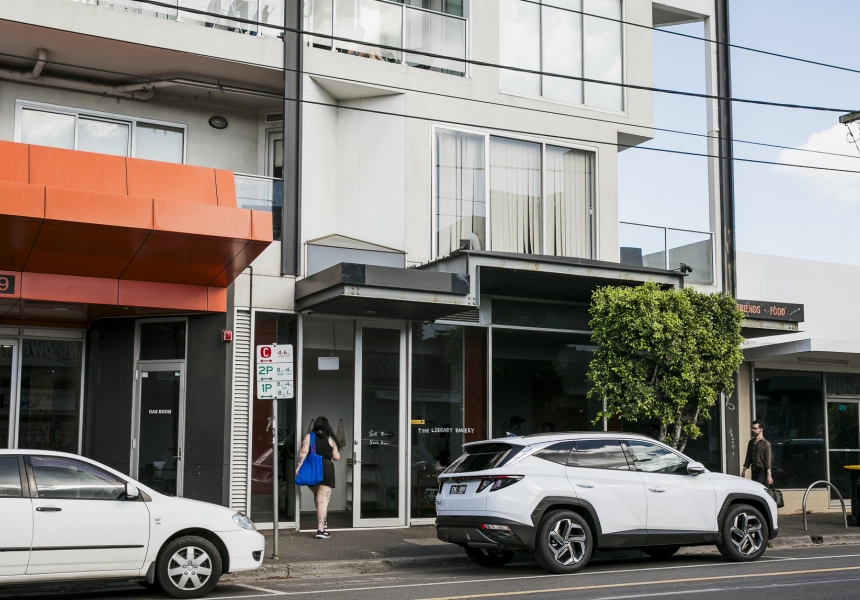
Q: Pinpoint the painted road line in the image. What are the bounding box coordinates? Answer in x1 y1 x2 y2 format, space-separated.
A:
268 551 860 596
410 565 860 600
236 583 286 594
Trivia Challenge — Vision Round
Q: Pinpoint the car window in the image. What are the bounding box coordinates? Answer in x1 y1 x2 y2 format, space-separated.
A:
30 456 127 500
570 440 631 470
626 440 689 475
534 441 573 465
0 457 23 498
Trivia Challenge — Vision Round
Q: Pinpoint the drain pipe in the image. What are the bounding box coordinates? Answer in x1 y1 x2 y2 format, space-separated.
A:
31 49 47 78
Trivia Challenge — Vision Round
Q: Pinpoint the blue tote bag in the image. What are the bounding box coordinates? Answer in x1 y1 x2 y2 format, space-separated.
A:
295 432 323 487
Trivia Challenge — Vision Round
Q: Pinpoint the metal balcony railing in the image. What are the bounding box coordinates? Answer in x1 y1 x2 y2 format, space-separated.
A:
235 173 282 241
306 0 468 76
69 0 284 37
619 222 715 285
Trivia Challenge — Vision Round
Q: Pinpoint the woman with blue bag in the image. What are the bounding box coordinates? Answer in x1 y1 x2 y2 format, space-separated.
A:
295 416 341 539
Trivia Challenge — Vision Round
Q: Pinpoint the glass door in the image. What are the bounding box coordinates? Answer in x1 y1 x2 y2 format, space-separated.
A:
353 322 407 527
0 341 17 449
827 399 860 500
134 363 186 496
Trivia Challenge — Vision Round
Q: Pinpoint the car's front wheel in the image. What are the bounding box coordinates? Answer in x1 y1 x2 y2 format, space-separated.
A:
157 536 223 599
464 546 516 567
717 504 769 562
533 510 593 574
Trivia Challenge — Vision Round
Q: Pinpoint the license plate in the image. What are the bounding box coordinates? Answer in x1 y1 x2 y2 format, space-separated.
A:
449 484 467 494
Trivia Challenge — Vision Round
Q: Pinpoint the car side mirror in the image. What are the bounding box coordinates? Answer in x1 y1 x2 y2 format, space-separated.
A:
126 483 140 499
687 462 706 476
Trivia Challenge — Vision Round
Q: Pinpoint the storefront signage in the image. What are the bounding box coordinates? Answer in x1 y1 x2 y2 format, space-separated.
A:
415 427 476 434
257 364 293 381
256 344 293 363
735 299 804 323
0 274 15 295
256 344 294 399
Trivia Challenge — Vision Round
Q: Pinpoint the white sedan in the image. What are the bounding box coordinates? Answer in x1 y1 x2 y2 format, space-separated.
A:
0 450 265 598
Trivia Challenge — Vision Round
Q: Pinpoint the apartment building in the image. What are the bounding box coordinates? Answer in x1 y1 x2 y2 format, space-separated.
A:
0 0 802 530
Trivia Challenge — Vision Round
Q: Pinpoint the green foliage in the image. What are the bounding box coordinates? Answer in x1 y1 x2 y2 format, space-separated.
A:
586 282 745 451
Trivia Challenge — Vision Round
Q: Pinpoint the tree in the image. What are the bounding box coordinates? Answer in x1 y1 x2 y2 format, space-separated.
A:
586 282 745 452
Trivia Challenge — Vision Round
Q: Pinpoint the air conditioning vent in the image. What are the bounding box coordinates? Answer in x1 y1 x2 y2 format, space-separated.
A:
438 309 480 324
265 113 284 123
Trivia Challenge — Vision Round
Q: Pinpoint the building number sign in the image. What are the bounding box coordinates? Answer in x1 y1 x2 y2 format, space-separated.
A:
0 275 15 295
256 344 294 400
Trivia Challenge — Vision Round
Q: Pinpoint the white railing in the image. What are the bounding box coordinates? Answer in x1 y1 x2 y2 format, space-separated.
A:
619 222 715 285
69 0 284 37
236 173 282 240
306 0 467 76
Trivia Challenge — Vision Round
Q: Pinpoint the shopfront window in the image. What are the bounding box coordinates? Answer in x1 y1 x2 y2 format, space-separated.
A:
251 313 298 523
410 324 487 518
754 369 826 490
18 339 83 453
1 344 13 448
492 329 601 437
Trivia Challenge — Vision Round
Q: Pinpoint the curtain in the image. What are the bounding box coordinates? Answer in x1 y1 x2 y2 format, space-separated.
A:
435 129 486 257
545 145 594 258
489 137 541 254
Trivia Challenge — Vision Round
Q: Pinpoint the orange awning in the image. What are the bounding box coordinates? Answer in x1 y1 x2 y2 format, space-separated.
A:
0 140 272 323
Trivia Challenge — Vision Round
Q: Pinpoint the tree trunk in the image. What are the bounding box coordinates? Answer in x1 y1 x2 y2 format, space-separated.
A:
677 408 700 453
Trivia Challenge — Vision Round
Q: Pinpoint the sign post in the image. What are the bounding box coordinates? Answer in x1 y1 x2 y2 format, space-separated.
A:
256 344 294 559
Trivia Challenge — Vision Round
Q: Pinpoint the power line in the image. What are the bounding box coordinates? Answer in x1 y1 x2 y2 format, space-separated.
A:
3 49 857 174
102 0 860 114
517 0 860 77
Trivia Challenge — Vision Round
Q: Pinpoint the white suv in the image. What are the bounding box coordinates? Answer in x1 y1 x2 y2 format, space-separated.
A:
436 433 778 573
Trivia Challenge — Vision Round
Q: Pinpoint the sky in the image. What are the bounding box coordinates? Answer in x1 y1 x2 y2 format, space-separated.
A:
618 0 860 266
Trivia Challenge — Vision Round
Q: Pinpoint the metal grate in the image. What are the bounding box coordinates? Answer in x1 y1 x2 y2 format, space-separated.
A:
437 309 480 324
229 309 252 513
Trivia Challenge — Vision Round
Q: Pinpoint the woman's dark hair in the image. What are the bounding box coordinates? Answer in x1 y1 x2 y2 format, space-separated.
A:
313 416 342 449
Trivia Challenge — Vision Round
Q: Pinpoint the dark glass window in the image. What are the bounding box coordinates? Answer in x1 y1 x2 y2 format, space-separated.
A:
139 321 186 360
0 457 22 498
447 443 514 473
570 439 630 470
31 456 126 500
755 369 825 490
626 440 688 475
534 441 573 465
492 299 591 331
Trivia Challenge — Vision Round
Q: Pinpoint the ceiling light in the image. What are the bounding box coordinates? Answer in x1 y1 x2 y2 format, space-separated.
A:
53 307 69 312
209 116 228 130
797 356 849 366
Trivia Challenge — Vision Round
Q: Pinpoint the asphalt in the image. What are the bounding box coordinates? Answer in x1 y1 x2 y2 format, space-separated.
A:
222 511 860 581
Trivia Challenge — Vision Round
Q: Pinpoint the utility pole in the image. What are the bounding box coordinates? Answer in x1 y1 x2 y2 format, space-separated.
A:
715 0 736 299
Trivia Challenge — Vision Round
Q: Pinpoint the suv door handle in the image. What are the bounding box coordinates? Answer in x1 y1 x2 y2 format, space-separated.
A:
575 482 595 489
648 487 666 493
36 506 62 512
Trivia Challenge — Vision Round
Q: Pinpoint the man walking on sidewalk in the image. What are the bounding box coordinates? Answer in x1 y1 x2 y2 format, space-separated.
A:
742 419 773 486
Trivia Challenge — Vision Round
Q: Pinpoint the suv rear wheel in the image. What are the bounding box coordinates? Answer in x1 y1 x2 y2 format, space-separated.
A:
463 546 515 567
717 503 769 562
533 510 593 574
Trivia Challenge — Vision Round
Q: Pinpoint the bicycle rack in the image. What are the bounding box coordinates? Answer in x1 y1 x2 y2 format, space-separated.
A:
802 480 849 531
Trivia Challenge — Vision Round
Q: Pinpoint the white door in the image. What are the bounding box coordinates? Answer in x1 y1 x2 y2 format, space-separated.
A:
353 322 407 527
26 455 150 575
565 439 648 540
624 440 717 534
1 340 18 449
0 455 31 576
134 364 186 496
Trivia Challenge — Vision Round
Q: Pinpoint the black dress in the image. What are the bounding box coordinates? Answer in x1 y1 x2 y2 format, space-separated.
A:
313 431 336 488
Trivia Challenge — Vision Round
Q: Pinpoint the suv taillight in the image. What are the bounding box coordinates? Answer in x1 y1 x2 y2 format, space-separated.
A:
476 475 524 493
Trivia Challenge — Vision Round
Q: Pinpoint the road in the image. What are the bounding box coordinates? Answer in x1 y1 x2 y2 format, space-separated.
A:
2 545 860 600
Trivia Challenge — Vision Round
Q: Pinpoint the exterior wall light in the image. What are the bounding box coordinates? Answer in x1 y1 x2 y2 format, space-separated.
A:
209 116 228 129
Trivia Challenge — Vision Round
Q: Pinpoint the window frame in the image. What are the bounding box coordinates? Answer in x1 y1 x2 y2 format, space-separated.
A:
26 455 130 502
14 100 188 163
430 123 599 261
498 0 627 114
623 439 691 476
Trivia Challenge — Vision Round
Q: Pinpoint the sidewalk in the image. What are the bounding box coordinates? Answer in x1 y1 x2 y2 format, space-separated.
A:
224 513 860 581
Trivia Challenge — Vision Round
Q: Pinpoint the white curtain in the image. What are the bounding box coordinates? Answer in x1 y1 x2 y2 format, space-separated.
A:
545 145 594 258
489 136 541 254
435 129 486 257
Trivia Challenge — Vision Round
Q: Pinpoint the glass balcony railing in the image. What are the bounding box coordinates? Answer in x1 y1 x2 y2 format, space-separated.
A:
619 222 715 285
307 0 467 76
68 0 284 37
236 173 282 241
